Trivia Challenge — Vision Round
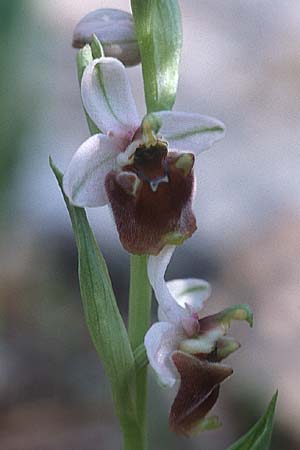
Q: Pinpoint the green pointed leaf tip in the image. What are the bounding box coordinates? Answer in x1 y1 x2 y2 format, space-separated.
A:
131 0 182 112
90 33 104 59
76 44 93 80
50 158 140 430
227 391 278 450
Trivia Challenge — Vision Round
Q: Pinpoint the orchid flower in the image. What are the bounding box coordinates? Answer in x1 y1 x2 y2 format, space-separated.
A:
63 56 225 255
145 246 253 436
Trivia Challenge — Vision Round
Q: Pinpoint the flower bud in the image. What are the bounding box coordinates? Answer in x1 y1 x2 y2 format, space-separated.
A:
73 9 141 67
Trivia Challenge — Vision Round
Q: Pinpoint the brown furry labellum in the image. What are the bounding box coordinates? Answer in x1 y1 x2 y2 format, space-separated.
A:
170 351 233 436
105 141 197 255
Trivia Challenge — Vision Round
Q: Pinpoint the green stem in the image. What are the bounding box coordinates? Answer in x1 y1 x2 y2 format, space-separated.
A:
121 416 146 450
128 254 152 450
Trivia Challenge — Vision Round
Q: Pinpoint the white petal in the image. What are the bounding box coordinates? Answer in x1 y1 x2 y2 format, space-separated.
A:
63 134 122 207
144 322 182 388
81 57 140 137
148 246 186 325
155 111 225 154
167 278 211 313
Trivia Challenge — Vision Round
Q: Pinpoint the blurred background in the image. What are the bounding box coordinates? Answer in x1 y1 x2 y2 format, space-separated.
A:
1 0 300 448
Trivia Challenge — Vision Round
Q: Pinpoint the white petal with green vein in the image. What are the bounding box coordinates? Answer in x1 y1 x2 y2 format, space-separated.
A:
167 278 211 313
155 111 225 154
81 57 140 137
63 133 122 207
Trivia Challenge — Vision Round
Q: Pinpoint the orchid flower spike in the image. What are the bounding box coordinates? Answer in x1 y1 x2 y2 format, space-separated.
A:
145 246 253 436
63 56 225 255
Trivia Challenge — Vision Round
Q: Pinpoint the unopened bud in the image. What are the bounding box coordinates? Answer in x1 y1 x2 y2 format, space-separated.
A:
73 9 141 67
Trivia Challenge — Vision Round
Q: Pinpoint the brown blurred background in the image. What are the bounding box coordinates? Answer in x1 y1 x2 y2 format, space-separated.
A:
1 1 300 449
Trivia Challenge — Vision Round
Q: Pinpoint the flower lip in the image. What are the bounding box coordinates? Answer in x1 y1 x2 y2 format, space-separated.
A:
170 351 233 436
106 148 196 254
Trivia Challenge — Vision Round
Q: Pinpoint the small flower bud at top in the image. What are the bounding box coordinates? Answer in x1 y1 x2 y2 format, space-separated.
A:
73 9 141 67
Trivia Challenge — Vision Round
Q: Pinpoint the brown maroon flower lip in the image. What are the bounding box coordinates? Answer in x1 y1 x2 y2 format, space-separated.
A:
105 144 197 255
169 351 233 436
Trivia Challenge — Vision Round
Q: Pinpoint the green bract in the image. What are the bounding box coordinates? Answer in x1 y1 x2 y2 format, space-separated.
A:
50 159 143 450
227 391 278 450
90 34 104 59
131 0 182 112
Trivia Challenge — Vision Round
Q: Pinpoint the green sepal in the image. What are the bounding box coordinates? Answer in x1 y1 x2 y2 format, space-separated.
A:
131 0 182 113
76 44 100 135
90 33 104 59
50 158 142 443
76 44 92 81
227 391 278 450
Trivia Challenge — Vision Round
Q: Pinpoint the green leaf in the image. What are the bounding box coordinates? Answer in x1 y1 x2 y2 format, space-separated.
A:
50 158 142 442
133 343 148 371
227 391 278 450
131 0 182 113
